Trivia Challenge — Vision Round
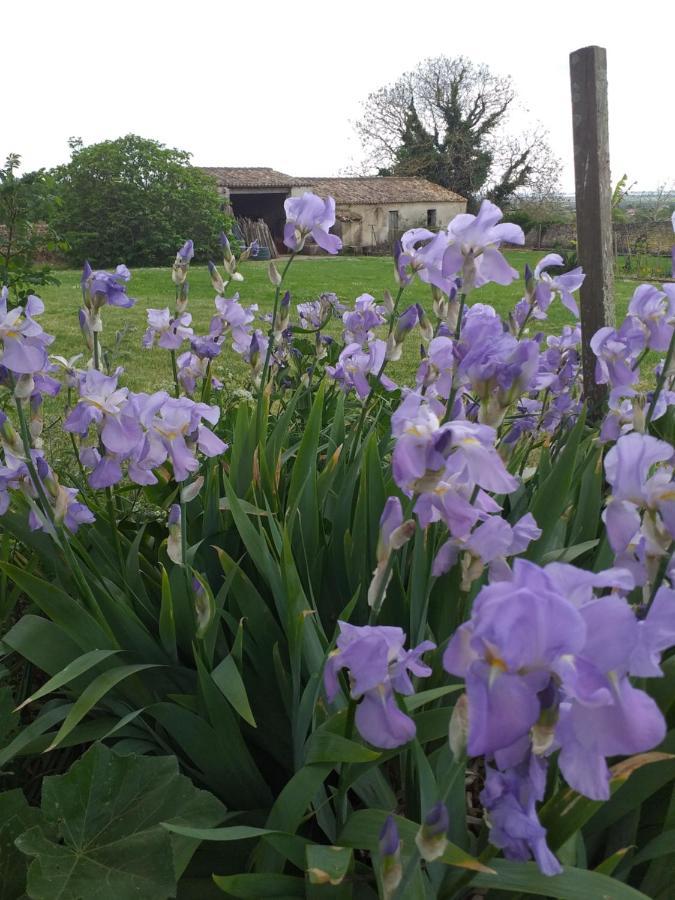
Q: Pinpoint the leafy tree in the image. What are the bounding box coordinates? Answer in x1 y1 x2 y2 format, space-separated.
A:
51 135 228 267
0 154 62 299
356 56 559 209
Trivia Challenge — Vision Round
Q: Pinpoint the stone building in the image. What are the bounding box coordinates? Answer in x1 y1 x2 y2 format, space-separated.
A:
201 167 466 253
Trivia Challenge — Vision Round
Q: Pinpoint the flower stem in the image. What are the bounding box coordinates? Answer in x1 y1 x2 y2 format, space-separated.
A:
93 331 101 371
256 253 296 441
646 328 675 426
170 351 180 398
349 284 406 460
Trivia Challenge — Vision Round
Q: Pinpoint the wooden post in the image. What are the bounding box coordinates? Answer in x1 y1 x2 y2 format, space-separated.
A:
569 46 615 413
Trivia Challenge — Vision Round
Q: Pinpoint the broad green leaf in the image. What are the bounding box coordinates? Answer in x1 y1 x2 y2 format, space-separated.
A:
471 860 652 899
211 653 256 727
306 732 381 764
213 873 305 897
0 789 43 900
45 663 159 751
16 743 226 900
15 648 120 710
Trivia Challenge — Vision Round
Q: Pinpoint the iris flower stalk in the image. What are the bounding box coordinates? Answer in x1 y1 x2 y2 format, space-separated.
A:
646 326 675 425
347 282 408 462
11 388 105 626
255 252 297 441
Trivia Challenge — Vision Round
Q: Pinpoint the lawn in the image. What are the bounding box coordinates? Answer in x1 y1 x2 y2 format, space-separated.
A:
39 250 641 396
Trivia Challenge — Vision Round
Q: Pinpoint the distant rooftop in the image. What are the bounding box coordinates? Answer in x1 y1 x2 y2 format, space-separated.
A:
295 176 466 205
201 167 297 189
201 167 466 204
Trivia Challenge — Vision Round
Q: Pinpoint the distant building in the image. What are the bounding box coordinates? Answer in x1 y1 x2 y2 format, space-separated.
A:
201 167 466 253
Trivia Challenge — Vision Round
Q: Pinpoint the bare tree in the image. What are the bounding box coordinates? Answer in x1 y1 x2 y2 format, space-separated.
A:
355 56 560 208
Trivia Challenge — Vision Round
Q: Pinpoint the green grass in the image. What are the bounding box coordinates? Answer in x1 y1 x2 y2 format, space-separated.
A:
38 250 640 394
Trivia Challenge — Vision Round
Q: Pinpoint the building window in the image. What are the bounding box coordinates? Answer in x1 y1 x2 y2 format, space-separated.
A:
427 209 437 227
388 210 399 235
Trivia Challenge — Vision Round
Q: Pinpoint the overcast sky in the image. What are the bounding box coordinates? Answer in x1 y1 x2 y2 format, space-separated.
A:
4 0 672 194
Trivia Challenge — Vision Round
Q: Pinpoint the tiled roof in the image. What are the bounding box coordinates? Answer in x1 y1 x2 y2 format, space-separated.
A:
200 168 466 203
201 167 297 188
295 176 466 204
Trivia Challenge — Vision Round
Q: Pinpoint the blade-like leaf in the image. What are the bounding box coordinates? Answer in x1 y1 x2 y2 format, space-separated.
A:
15 649 120 710
45 663 159 751
471 860 652 899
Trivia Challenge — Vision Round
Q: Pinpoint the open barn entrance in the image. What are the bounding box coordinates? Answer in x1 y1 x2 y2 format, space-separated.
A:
228 191 289 248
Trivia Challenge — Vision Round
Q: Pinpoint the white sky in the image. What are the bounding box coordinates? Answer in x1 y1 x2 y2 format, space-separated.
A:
4 0 673 194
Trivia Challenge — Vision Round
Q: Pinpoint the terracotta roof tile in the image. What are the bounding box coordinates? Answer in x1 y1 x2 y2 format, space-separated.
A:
294 176 466 204
200 168 466 203
201 167 297 188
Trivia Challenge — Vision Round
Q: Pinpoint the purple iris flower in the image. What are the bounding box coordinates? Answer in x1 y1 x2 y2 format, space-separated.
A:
416 336 455 399
176 240 194 264
591 317 645 388
86 265 135 309
324 622 435 749
443 559 586 757
326 340 396 400
481 754 561 876
391 394 519 497
601 432 675 582
342 294 386 346
0 289 52 376
627 283 675 351
145 397 227 482
555 590 668 800
176 352 209 395
442 201 524 292
532 254 585 318
396 228 457 295
190 334 223 360
143 308 194 350
432 512 541 582
283 192 342 254
211 295 256 352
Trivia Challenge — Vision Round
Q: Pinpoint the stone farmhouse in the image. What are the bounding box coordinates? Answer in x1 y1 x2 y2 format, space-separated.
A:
200 167 466 253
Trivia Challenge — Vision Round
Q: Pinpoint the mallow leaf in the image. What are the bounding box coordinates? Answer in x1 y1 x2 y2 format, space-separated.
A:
0 789 43 900
16 743 226 900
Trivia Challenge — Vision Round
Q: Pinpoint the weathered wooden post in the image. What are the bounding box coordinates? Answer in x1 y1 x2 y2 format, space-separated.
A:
569 45 615 413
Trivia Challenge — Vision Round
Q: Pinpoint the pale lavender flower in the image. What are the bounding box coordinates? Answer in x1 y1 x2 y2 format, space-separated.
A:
324 622 434 749
442 201 524 292
532 253 585 317
326 340 395 400
283 192 342 254
85 265 135 309
143 309 193 350
628 283 675 351
481 754 561 875
591 317 645 388
342 294 386 346
0 289 53 376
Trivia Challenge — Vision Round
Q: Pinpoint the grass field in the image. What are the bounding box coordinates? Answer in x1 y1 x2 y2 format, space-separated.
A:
38 250 643 395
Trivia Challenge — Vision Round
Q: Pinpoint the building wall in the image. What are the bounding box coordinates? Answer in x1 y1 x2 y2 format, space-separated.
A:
332 201 466 249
